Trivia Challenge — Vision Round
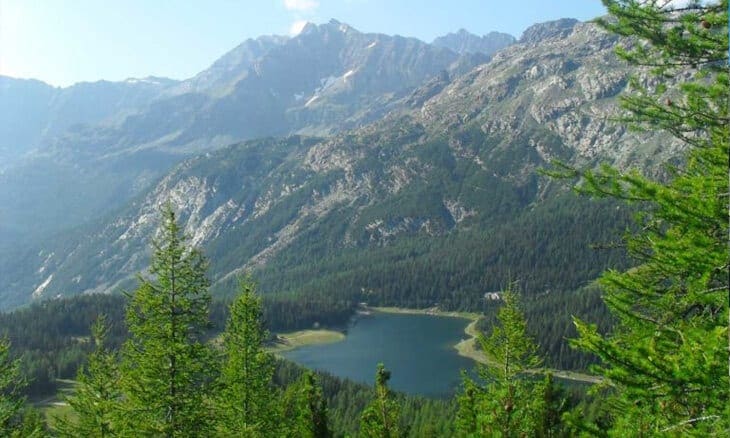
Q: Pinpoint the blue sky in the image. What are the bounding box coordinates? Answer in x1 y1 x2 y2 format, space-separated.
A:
0 0 607 87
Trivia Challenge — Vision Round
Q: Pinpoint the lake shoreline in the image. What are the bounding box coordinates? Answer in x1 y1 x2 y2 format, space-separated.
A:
273 306 601 385
369 306 601 384
271 306 483 357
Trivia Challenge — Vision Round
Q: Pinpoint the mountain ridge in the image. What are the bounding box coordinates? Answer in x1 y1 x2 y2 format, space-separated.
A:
0 19 482 243
432 29 515 55
0 19 681 310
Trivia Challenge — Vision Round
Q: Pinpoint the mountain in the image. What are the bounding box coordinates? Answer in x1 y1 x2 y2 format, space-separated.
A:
519 18 579 44
167 35 289 96
0 75 175 170
1 19 682 310
0 20 480 243
432 29 515 55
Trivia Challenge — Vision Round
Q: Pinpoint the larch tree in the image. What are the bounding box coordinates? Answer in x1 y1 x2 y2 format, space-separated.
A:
456 287 558 437
55 315 121 437
0 339 43 438
119 203 216 436
359 363 403 438
216 277 281 436
282 371 331 438
551 0 728 434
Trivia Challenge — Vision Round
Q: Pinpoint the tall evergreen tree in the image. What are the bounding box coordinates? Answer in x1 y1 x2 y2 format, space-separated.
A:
359 363 403 438
119 203 215 436
282 371 331 438
0 338 44 437
55 315 121 437
551 0 729 434
216 278 280 436
536 373 566 438
455 375 480 435
0 338 26 434
456 287 554 437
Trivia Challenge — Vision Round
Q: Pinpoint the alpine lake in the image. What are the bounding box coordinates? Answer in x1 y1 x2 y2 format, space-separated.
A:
280 310 477 398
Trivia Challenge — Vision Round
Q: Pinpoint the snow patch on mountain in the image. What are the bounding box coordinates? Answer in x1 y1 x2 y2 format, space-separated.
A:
33 274 53 299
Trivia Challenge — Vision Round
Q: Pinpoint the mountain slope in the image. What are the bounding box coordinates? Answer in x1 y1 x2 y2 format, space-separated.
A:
0 20 478 242
0 75 175 170
1 20 680 310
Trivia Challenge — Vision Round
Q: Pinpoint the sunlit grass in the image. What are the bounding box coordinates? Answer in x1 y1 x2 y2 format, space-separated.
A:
269 329 345 353
33 379 77 428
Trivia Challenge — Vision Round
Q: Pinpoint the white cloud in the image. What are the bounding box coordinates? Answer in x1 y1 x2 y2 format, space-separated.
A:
284 0 319 11
655 0 707 9
289 20 309 36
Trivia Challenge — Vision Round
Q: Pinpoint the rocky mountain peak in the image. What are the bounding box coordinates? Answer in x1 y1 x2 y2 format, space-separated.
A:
296 19 359 39
299 21 319 35
169 34 288 95
326 18 353 31
432 29 515 55
519 18 579 45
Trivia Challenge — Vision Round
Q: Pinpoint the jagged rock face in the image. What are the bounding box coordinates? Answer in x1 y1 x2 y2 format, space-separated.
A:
419 21 681 170
404 70 452 108
519 18 579 45
433 29 516 55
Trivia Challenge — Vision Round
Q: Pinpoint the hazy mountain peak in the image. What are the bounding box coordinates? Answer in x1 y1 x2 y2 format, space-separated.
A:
519 18 579 44
124 76 177 86
298 19 358 36
169 34 288 95
327 18 354 31
0 75 54 89
432 29 515 55
300 21 318 35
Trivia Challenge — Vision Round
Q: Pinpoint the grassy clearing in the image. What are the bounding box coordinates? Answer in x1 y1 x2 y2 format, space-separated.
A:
269 329 345 353
33 379 77 428
42 403 76 429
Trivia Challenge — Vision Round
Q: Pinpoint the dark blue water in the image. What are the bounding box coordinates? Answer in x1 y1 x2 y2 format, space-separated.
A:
281 312 477 398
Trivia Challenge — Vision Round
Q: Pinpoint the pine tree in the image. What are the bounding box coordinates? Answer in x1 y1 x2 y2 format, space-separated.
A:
13 408 45 438
455 374 480 436
282 371 331 438
216 277 280 436
0 338 44 437
456 287 549 437
359 363 403 438
55 315 121 437
0 338 25 433
536 373 566 438
119 203 215 436
481 288 543 383
551 0 729 434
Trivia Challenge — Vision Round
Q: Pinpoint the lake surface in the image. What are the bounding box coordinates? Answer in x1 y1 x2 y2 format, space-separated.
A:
281 312 477 397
